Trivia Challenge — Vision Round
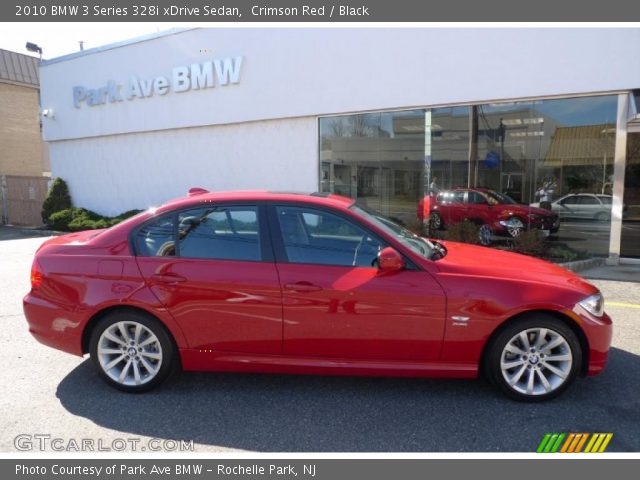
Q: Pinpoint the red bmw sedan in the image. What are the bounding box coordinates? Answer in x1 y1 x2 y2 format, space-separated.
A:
24 189 612 401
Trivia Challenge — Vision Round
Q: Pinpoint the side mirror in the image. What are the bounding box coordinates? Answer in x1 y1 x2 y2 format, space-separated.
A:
377 247 405 272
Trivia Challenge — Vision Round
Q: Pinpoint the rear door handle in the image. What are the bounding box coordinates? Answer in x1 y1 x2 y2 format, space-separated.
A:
284 281 323 292
150 273 187 283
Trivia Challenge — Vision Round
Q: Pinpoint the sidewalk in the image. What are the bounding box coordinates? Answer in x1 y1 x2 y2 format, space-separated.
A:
580 264 640 283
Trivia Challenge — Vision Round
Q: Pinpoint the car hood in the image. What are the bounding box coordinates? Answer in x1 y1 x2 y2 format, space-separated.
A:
435 241 597 295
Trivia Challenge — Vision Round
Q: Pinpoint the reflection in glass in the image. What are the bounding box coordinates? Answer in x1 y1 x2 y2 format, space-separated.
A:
319 94 619 257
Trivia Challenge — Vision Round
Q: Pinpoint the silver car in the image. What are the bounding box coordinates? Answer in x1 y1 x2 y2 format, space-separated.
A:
532 194 612 221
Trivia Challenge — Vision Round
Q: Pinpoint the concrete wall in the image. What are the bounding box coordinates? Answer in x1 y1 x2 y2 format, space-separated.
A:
0 83 47 176
51 116 318 215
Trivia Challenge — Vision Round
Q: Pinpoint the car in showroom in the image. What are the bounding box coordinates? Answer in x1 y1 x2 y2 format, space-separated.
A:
24 189 611 401
531 193 613 222
420 188 560 245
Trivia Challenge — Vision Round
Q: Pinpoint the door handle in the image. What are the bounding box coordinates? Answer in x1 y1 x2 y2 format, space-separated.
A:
150 272 187 283
284 281 323 292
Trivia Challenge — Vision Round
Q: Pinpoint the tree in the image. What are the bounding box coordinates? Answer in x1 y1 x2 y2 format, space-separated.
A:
41 178 72 225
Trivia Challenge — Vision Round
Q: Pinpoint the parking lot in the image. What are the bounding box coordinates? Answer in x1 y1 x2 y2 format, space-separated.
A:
1 229 639 452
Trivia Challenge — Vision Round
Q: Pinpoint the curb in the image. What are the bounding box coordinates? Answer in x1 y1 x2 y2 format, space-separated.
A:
19 228 64 237
558 257 606 273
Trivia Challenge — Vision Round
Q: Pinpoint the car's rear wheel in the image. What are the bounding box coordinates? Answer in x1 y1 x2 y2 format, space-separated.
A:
89 311 176 393
485 315 582 401
595 211 610 222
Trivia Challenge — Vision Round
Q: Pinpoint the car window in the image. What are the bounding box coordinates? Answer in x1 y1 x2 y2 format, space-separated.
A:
135 216 176 257
577 196 599 205
178 206 261 261
560 196 579 205
275 206 382 267
597 196 612 205
467 191 487 205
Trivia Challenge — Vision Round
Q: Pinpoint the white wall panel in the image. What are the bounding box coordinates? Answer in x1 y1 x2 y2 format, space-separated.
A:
50 116 318 215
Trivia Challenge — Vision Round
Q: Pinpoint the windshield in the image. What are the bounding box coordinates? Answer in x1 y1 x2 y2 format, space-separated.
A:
486 190 517 205
350 205 435 259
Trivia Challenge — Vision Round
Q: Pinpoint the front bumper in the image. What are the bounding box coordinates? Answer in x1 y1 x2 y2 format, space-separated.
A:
569 307 613 376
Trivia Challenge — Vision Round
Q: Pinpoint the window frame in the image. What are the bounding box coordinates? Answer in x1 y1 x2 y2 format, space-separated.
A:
129 202 274 263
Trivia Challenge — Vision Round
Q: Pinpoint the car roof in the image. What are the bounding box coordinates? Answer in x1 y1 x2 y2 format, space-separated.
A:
157 189 356 213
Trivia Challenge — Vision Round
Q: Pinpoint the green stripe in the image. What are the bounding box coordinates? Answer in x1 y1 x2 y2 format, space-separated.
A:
544 434 559 453
537 433 552 453
551 433 566 453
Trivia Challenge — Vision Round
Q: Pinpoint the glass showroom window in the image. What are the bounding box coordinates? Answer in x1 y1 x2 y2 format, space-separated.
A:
320 110 426 228
320 94 618 257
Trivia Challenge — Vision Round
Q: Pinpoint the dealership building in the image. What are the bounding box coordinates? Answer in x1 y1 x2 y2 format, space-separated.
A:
39 28 640 261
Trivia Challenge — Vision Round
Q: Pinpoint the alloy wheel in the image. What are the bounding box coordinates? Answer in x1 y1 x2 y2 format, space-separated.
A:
97 321 163 386
500 327 573 396
507 217 525 237
478 224 492 246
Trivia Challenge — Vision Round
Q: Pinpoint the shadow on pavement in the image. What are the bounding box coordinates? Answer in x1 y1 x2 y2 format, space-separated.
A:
56 347 640 452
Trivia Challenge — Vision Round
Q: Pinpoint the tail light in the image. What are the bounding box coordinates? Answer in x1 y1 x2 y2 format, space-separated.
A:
30 260 44 289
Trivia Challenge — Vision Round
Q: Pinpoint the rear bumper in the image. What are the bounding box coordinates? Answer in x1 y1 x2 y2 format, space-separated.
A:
23 292 85 356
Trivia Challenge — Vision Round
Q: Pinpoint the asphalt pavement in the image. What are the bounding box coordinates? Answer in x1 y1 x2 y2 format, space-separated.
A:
1 229 638 452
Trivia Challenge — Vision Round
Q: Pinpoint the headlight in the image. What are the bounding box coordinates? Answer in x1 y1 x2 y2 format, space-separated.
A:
578 293 604 317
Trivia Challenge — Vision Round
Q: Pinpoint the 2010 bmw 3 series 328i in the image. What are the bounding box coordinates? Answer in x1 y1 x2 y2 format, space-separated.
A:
23 189 612 401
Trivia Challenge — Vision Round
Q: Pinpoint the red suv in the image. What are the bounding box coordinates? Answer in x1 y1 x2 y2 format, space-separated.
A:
24 189 609 401
421 188 559 245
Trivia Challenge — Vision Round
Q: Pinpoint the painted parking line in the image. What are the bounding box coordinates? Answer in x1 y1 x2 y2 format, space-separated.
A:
607 301 640 309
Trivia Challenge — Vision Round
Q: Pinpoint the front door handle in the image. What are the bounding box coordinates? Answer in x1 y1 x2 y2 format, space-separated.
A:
150 272 187 283
284 281 323 292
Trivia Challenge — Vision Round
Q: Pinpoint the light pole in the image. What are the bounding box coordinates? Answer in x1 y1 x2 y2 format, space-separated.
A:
25 42 43 60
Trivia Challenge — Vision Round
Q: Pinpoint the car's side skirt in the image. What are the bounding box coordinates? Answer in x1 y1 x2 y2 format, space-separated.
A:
180 349 478 378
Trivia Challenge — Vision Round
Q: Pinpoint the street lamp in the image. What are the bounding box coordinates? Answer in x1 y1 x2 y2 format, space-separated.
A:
25 42 43 60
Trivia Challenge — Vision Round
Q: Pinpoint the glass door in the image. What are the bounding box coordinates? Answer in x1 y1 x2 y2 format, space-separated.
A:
621 132 640 258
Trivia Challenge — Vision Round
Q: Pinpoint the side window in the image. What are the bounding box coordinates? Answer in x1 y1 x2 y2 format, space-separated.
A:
275 206 382 267
178 206 261 261
577 196 599 205
453 191 465 203
467 191 487 205
135 216 175 257
561 196 579 205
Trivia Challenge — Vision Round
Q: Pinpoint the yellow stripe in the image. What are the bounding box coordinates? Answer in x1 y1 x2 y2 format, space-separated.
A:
598 433 613 453
584 434 598 453
590 433 606 453
607 302 640 309
561 434 576 453
574 434 589 453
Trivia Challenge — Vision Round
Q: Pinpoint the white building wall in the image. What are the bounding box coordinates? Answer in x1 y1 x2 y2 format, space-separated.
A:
51 116 318 215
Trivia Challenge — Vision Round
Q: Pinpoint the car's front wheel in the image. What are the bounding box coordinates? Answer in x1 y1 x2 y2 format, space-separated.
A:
485 315 582 401
89 311 177 393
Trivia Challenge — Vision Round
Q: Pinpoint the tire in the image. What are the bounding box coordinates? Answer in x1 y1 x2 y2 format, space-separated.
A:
89 310 177 393
484 315 582 402
429 212 443 230
478 224 493 246
595 212 610 222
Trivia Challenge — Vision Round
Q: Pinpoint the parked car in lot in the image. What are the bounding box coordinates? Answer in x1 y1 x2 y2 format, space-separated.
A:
531 193 613 222
24 189 611 401
420 188 560 245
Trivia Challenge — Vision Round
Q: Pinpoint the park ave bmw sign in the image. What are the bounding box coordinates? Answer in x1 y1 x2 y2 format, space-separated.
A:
72 56 243 108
